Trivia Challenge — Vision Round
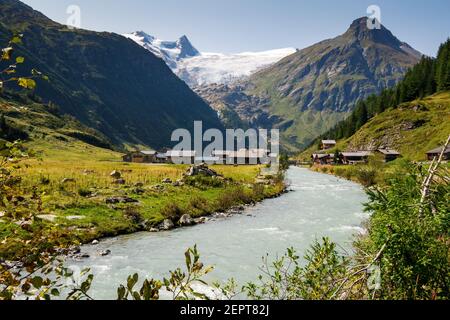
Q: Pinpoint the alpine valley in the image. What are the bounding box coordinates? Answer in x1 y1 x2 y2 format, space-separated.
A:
0 0 422 152
135 17 422 151
1 0 449 304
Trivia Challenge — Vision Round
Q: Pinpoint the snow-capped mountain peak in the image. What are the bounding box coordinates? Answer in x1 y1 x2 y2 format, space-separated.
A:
124 31 297 87
123 31 200 68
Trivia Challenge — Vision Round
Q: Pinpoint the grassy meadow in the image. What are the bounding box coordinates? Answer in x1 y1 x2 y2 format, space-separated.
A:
0 139 285 259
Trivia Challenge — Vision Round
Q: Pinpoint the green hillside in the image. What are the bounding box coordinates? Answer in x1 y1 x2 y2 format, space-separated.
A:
0 0 223 150
299 92 450 161
0 92 117 151
341 92 449 159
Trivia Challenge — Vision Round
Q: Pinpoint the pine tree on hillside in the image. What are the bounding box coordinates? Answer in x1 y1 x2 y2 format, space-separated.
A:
355 101 368 129
436 39 450 91
424 57 437 95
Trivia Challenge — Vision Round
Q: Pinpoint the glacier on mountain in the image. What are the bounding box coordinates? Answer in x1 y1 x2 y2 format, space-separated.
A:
123 31 296 86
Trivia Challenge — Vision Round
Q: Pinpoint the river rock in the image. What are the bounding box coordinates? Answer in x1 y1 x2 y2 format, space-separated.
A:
68 246 81 255
99 250 111 257
2 260 24 270
159 219 175 231
92 240 99 245
178 214 195 226
194 217 209 224
149 228 159 233
74 253 90 260
162 178 173 184
216 212 230 219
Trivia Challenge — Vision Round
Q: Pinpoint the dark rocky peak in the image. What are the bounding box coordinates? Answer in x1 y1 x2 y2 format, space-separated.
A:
343 17 403 49
177 35 200 59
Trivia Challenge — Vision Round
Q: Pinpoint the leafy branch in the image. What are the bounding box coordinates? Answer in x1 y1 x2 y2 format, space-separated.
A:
0 34 48 92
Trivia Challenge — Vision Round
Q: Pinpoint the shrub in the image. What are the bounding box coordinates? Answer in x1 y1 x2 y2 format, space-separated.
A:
251 183 266 200
183 175 224 189
39 176 51 185
358 162 450 299
123 207 143 224
355 167 377 187
77 187 92 197
215 186 252 212
160 203 184 220
189 196 212 216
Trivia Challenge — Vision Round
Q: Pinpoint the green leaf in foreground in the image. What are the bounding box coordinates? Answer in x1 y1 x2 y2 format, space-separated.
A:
18 78 36 89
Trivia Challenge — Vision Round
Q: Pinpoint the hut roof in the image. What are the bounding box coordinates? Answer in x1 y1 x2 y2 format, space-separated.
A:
166 150 196 157
427 146 450 154
378 149 401 156
342 151 372 158
140 150 157 155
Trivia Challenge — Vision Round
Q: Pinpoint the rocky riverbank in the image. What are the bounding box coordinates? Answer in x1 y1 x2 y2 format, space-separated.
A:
63 164 289 261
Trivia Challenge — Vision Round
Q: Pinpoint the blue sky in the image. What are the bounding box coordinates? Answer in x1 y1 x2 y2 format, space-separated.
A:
22 0 450 56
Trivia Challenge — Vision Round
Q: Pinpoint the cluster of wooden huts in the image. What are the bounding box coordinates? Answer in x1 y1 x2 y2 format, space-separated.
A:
123 148 276 165
312 140 450 165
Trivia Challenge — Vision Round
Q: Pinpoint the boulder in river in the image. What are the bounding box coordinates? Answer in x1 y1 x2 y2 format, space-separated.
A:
159 219 175 231
74 253 90 260
99 250 111 257
178 214 195 226
194 217 209 224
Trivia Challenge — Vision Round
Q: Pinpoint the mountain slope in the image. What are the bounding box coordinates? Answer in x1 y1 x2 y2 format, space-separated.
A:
200 17 422 150
125 31 296 87
0 0 223 150
298 92 450 161
0 92 113 150
342 92 450 160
